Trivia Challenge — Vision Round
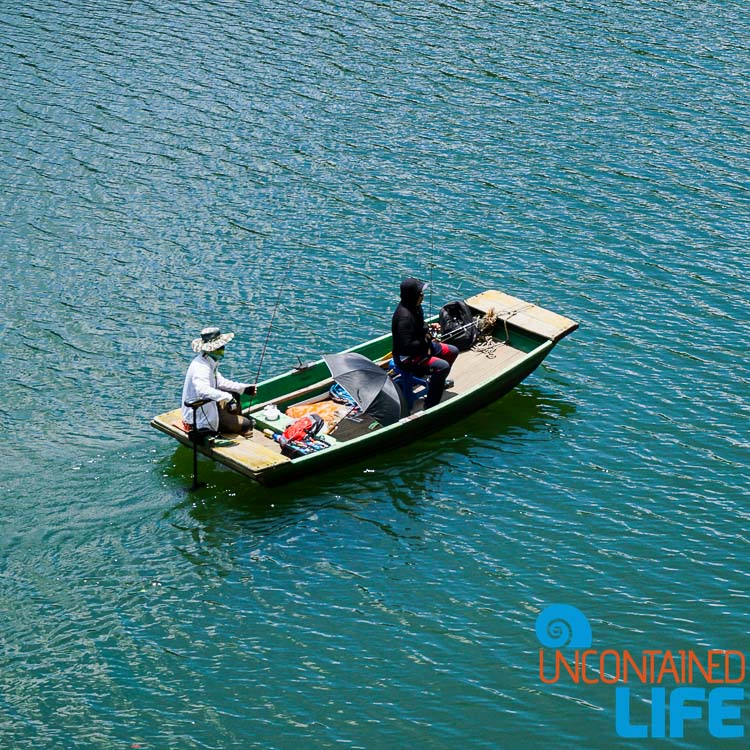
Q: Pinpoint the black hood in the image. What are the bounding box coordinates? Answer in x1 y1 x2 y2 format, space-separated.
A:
399 277 427 309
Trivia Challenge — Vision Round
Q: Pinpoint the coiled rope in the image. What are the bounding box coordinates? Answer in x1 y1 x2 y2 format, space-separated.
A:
471 304 535 358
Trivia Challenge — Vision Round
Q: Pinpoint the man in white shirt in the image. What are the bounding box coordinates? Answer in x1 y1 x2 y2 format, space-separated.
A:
181 327 257 435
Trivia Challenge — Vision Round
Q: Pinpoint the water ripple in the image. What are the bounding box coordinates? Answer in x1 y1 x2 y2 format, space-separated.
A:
2 0 749 747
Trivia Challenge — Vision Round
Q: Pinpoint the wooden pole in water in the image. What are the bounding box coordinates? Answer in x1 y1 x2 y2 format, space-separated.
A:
184 399 210 490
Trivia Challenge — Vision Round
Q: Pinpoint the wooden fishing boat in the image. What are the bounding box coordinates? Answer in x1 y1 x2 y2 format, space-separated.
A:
151 290 578 486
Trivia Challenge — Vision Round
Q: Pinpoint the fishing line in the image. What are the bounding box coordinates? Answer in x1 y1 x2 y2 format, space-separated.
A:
254 256 294 385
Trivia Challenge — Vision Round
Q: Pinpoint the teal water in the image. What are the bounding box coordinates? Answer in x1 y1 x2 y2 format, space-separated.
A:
2 1 749 747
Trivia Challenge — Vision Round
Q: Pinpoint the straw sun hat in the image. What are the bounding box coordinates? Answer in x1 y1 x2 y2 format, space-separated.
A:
191 326 235 353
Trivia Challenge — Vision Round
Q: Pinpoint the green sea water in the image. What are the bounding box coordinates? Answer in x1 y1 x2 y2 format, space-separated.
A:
1 1 749 748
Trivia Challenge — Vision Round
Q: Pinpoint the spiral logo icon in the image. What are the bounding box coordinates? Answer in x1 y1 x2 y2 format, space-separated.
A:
535 604 592 648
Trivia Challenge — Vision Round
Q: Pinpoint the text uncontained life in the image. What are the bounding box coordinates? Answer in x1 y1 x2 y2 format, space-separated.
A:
539 648 746 738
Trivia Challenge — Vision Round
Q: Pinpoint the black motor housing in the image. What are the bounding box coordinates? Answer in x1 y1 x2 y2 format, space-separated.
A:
439 300 479 351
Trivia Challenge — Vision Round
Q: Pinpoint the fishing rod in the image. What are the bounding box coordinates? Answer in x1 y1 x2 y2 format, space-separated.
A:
254 257 294 386
428 223 435 316
437 319 480 342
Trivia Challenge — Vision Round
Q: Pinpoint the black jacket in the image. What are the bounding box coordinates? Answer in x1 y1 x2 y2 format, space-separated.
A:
391 278 429 361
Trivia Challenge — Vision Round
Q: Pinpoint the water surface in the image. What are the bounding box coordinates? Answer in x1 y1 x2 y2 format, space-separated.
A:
1 1 749 747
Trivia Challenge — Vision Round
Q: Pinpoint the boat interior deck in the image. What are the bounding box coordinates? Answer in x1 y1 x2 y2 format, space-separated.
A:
439 341 526 398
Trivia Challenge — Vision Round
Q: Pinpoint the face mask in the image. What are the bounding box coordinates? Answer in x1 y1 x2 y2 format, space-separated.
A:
208 348 225 361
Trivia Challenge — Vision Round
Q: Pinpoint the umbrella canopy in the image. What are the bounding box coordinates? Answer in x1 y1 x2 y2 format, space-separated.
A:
323 352 406 427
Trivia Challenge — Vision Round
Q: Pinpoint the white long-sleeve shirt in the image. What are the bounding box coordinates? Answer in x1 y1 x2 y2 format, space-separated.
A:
181 354 250 431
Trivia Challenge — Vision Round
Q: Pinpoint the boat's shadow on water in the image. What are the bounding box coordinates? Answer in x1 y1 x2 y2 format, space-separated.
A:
161 383 576 526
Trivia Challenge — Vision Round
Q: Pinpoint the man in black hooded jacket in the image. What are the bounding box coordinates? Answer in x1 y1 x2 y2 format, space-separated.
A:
391 277 459 409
